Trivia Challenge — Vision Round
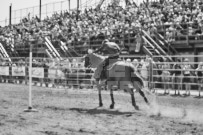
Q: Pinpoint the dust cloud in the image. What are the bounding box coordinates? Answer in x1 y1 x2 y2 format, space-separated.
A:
146 95 203 123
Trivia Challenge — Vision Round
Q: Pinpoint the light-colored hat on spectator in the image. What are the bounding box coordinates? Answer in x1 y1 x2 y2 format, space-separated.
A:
132 59 138 63
87 49 93 54
199 62 203 66
184 58 189 62
126 58 131 62
72 59 77 62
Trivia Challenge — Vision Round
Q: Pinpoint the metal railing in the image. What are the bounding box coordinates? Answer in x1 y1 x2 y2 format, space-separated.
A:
0 55 203 97
150 55 203 97
0 57 95 89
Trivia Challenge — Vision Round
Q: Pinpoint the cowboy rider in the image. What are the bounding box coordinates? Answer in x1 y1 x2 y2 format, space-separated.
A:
93 39 121 81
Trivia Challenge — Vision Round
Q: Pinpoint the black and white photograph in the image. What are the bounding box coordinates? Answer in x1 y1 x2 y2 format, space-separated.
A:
0 0 203 134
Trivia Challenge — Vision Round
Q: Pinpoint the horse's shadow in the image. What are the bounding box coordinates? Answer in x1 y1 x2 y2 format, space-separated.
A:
194 96 203 99
69 107 135 116
156 93 170 96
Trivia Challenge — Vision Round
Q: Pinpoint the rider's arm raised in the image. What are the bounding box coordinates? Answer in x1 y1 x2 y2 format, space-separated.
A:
94 44 106 53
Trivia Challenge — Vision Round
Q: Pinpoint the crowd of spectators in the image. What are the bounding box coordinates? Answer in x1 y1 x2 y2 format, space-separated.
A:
1 0 203 89
1 0 203 57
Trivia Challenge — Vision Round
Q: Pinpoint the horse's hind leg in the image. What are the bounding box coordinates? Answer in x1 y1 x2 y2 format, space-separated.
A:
138 88 149 105
98 89 103 107
110 89 115 109
133 81 149 105
130 89 139 110
96 81 103 107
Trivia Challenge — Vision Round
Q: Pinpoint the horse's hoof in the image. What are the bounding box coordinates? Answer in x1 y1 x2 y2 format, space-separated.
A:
144 98 149 104
164 93 168 95
134 105 139 110
99 103 103 107
110 104 114 109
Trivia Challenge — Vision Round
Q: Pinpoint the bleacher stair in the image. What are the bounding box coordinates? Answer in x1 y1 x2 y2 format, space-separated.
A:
141 30 173 61
154 32 178 55
0 43 11 62
44 37 62 60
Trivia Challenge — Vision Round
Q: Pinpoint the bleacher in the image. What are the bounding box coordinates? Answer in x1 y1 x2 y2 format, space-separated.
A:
0 0 203 60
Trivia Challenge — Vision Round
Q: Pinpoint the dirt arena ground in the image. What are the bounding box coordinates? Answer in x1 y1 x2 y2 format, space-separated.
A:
0 83 203 135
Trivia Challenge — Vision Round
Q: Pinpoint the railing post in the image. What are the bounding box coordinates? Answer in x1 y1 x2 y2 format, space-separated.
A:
9 4 12 26
68 0 70 13
39 0 41 20
149 56 153 91
77 0 79 21
77 64 79 89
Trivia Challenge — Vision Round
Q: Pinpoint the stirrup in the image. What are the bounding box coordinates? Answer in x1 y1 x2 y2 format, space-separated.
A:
100 70 106 79
95 78 100 82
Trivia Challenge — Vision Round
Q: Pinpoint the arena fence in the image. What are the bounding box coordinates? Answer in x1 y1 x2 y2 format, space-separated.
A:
0 55 202 97
150 55 203 97
0 57 96 89
11 0 105 25
0 56 147 89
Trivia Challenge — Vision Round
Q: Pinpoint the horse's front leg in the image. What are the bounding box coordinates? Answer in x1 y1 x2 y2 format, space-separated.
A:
96 81 103 107
98 88 103 107
130 89 139 110
110 88 115 109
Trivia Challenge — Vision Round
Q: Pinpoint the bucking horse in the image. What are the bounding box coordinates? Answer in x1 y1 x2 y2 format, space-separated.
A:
84 52 150 110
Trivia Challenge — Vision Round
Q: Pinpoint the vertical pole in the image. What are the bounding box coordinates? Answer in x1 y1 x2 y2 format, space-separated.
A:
39 0 42 20
194 48 198 68
28 43 33 109
77 0 79 10
149 57 152 91
68 0 70 12
80 0 82 10
9 4 12 26
24 40 37 112
77 0 79 21
76 62 79 90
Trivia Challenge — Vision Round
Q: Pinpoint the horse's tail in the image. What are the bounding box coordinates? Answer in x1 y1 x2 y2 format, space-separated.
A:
129 65 144 87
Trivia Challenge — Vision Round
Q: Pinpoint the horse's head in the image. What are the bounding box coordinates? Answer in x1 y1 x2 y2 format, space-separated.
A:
83 49 93 68
83 50 105 68
84 54 90 68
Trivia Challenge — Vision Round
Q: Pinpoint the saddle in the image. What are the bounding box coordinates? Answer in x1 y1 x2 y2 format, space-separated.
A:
100 57 121 80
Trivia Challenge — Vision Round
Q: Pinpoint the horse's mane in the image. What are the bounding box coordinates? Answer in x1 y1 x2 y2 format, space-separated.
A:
86 53 106 68
91 53 106 60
